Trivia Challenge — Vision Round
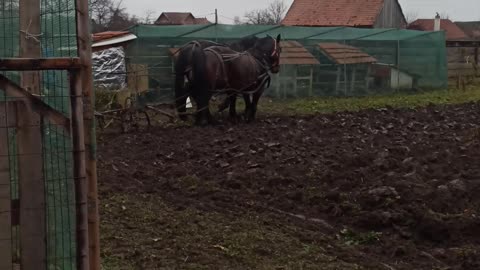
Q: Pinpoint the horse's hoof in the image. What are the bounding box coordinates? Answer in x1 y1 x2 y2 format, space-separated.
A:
195 119 209 127
228 115 241 124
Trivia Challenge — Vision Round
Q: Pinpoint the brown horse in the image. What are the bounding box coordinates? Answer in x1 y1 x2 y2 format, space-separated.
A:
189 35 282 125
173 36 259 121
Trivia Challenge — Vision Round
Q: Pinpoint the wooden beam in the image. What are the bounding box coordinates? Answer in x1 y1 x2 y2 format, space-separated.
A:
75 0 100 269
0 102 15 270
0 75 70 134
18 0 46 269
0 58 81 71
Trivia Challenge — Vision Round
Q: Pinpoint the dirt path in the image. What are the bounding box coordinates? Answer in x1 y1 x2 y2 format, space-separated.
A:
99 102 480 269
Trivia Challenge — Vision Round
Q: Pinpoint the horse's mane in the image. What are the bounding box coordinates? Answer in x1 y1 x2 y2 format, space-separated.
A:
229 35 259 52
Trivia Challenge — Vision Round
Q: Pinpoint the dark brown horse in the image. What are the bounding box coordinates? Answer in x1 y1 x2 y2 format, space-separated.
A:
190 35 281 125
173 36 259 120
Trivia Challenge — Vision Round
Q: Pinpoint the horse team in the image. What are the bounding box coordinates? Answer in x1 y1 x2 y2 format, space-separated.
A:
173 35 282 126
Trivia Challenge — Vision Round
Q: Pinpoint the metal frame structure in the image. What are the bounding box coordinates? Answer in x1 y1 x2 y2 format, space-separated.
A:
0 0 100 269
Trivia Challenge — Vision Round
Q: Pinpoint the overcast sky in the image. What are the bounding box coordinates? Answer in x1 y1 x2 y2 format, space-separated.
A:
123 0 479 24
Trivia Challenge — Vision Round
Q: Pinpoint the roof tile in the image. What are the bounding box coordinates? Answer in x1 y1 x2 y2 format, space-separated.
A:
282 0 385 27
408 19 468 40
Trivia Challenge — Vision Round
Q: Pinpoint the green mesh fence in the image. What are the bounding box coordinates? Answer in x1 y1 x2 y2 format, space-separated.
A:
0 0 77 269
123 24 447 103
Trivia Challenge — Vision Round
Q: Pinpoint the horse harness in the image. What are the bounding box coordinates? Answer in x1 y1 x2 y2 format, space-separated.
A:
202 47 274 96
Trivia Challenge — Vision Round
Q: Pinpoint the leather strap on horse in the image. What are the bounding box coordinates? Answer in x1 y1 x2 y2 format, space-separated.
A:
205 47 231 89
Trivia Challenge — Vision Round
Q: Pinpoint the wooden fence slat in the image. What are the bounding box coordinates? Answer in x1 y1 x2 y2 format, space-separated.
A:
0 102 14 270
19 0 46 269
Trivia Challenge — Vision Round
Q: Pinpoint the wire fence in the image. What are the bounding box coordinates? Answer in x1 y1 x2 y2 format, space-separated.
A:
93 24 448 106
0 0 81 269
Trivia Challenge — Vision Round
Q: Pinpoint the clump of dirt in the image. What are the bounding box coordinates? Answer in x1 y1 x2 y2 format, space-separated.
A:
99 102 480 270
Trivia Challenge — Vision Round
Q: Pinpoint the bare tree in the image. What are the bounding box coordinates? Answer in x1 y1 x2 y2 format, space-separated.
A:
267 0 288 24
244 0 288 25
91 0 114 29
90 0 139 32
143 9 157 24
233 16 242 25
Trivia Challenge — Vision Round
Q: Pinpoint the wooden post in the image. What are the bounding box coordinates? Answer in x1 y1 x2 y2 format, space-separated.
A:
365 65 371 92
75 0 100 269
474 46 478 65
293 65 298 97
335 66 341 95
18 0 46 269
0 102 15 270
308 67 313 97
275 74 280 98
350 67 357 94
69 70 89 270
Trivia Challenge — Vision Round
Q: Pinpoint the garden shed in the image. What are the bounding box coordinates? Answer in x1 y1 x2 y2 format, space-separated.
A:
317 43 377 95
272 41 320 98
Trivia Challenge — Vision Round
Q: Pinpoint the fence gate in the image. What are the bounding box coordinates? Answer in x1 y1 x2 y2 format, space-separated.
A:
0 0 99 269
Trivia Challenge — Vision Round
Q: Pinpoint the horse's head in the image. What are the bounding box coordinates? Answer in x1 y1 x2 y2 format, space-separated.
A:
253 34 282 74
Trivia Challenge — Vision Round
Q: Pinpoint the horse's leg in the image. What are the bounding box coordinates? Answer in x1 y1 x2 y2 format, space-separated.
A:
195 91 211 126
244 93 254 122
246 91 263 123
175 74 189 121
228 94 239 123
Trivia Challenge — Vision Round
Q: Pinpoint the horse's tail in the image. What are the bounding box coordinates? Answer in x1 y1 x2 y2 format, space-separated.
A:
174 46 192 121
190 44 209 101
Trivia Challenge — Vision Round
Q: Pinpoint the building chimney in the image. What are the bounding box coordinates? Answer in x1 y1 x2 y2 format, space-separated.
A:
434 12 441 31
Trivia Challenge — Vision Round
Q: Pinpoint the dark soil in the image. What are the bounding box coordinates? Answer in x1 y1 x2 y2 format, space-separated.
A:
99 102 480 270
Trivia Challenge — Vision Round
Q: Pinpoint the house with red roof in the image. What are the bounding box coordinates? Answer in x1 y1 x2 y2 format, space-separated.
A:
407 16 479 64
154 12 211 25
456 21 480 40
408 19 469 41
282 0 407 29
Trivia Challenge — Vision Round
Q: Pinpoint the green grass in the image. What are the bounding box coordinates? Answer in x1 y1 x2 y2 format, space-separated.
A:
100 193 364 270
259 86 480 116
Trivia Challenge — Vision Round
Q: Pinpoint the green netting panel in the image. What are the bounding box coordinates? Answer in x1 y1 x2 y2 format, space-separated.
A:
181 24 278 39
0 0 77 269
307 28 395 41
398 31 448 88
124 25 448 103
348 40 398 64
41 1 77 268
131 24 208 38
358 29 430 41
0 1 21 103
258 26 341 40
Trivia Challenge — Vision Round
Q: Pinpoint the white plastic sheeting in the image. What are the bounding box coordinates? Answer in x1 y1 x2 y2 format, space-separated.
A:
92 47 127 90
